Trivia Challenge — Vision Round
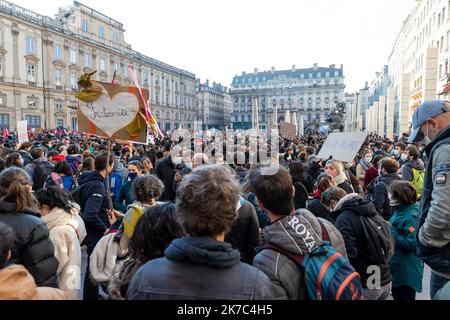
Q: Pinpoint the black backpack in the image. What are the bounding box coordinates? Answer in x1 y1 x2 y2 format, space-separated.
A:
32 161 53 191
359 214 395 265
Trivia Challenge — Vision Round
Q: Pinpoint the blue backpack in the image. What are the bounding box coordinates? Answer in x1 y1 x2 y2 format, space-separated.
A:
260 225 363 300
106 172 123 202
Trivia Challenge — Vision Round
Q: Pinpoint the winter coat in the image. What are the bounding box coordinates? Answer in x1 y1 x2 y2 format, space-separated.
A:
225 198 261 264
44 173 77 192
42 205 86 300
371 173 402 220
364 167 379 190
293 181 309 210
114 180 134 213
306 197 330 221
388 204 423 292
126 237 274 300
65 155 82 176
18 150 32 166
244 192 270 228
0 201 59 288
77 171 111 250
337 180 355 195
401 159 425 182
333 194 392 288
253 211 347 300
234 167 248 186
0 265 67 300
416 126 450 278
154 157 176 202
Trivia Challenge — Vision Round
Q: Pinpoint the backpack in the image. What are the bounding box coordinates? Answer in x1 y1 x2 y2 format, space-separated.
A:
411 167 425 199
32 161 54 191
260 242 362 300
258 222 363 301
359 214 395 265
107 172 123 203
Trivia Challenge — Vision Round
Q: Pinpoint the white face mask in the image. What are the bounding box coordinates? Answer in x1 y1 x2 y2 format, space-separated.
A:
401 153 408 161
172 156 182 166
365 156 373 163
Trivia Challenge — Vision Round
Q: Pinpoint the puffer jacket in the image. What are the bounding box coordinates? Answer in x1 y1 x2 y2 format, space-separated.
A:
333 194 392 289
225 198 261 264
0 201 59 288
126 237 273 300
253 211 347 300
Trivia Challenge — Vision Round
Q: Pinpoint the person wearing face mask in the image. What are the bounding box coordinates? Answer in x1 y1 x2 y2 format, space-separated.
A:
400 146 425 186
394 143 407 165
324 160 354 195
408 100 450 299
114 161 143 214
371 158 402 221
387 181 423 301
154 146 184 202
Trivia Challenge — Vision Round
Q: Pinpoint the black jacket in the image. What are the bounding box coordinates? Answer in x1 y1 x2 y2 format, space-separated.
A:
293 181 309 210
0 201 59 288
307 197 330 221
77 171 111 249
371 174 402 220
154 157 176 202
225 199 261 264
333 195 392 288
338 181 355 195
18 150 32 166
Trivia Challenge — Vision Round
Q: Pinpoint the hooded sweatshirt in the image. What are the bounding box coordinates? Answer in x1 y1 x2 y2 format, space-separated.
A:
42 204 86 300
401 159 425 182
0 265 66 300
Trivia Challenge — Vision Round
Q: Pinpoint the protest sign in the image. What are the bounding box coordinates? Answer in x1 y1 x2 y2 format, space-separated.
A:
280 121 297 139
76 81 149 143
17 120 28 144
317 132 368 163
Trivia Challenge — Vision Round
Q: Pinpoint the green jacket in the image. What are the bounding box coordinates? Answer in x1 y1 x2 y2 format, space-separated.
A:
389 204 424 292
114 181 134 213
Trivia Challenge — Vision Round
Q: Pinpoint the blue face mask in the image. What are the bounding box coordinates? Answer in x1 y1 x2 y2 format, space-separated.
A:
128 172 138 181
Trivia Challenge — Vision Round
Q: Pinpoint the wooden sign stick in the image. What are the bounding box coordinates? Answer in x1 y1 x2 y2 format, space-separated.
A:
105 138 114 212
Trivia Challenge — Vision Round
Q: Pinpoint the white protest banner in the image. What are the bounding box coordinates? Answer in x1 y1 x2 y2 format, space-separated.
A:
317 132 368 163
17 120 28 144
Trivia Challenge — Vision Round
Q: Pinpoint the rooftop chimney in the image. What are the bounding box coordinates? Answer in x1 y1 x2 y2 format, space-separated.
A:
313 63 318 70
271 67 275 74
329 64 335 69
292 65 296 72
242 71 246 75
254 68 258 74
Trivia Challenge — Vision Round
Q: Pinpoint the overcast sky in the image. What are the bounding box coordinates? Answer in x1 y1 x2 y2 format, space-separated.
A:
12 0 417 92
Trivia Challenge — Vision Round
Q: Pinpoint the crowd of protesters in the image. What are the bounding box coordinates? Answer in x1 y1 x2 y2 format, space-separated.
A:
0 99 449 301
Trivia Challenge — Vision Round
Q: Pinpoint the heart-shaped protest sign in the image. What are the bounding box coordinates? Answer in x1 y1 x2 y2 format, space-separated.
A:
79 85 140 138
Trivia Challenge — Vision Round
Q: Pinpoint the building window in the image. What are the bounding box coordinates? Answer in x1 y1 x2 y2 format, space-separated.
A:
113 62 119 73
124 67 129 78
317 73 321 78
300 74 304 79
99 26 105 39
55 101 63 110
0 95 5 107
26 37 35 54
112 32 118 44
165 123 171 131
27 64 35 82
143 71 148 83
56 119 64 128
70 49 77 64
326 72 330 77
335 71 339 76
71 118 78 130
82 19 89 32
26 115 41 128
0 113 9 129
100 58 106 71
309 73 313 79
70 73 77 89
54 45 62 59
55 69 62 85
83 53 90 67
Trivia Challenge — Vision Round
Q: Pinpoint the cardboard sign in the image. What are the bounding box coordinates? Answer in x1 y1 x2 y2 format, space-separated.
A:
317 132 368 163
17 120 28 144
76 81 149 143
280 121 297 139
